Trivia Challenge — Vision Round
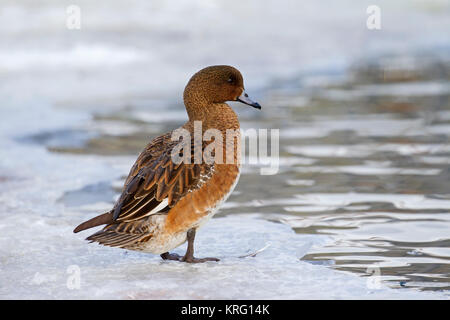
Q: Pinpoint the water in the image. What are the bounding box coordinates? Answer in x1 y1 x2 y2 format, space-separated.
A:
0 0 449 298
260 54 450 291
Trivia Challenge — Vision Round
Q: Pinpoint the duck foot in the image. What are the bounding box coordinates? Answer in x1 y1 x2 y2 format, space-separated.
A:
181 228 220 263
161 228 220 263
160 252 182 261
181 256 220 263
160 252 219 263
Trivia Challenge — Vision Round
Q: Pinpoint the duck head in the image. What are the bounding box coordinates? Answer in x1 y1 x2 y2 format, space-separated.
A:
183 65 261 119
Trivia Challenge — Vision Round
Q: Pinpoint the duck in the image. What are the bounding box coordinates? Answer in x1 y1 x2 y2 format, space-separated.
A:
73 65 261 263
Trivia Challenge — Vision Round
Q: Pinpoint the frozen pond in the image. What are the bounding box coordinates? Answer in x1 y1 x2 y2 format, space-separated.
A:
0 0 449 299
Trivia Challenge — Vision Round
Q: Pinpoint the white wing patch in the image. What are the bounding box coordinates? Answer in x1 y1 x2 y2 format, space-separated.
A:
149 198 169 215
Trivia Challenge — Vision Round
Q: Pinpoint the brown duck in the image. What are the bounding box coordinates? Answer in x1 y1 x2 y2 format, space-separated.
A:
74 65 261 263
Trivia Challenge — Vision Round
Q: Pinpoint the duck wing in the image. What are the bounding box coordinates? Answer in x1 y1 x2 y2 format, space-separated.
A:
73 130 213 232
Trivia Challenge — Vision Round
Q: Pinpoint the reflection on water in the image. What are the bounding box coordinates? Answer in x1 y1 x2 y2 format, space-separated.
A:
29 52 450 292
250 55 449 291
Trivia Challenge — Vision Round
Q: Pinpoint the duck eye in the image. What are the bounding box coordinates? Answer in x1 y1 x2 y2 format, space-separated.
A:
227 77 234 84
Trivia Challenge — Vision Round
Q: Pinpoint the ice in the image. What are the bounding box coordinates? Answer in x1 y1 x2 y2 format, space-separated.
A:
0 44 146 72
320 82 450 100
0 211 446 299
287 144 450 158
291 193 450 210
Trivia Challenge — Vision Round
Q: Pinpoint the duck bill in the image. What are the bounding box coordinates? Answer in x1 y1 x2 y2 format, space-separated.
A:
236 91 261 109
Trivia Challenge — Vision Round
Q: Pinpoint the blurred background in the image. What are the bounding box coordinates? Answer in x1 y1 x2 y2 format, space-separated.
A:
0 0 449 297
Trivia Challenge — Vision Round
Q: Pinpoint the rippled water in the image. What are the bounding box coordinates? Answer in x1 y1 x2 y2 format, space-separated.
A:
1 0 449 297
242 58 450 291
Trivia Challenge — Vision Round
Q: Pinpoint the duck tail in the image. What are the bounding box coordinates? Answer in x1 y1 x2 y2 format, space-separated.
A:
73 211 114 233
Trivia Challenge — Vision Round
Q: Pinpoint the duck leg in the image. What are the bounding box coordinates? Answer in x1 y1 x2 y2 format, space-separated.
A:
181 228 220 263
160 229 219 263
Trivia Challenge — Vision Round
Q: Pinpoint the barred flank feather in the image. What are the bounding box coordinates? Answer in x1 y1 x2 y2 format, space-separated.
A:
85 216 161 249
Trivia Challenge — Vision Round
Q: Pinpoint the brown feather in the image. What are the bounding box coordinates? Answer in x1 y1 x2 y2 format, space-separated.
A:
75 66 247 251
73 211 113 233
75 131 213 235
